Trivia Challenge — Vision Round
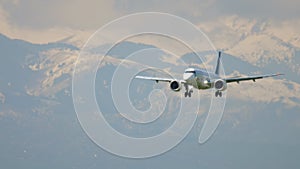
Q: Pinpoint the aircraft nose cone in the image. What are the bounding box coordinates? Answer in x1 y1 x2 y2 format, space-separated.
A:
183 73 193 80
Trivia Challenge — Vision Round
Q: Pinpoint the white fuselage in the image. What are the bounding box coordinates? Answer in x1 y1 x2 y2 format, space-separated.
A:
183 68 220 90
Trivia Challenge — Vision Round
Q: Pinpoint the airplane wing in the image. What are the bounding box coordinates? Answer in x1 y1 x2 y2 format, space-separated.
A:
135 75 185 83
225 73 283 83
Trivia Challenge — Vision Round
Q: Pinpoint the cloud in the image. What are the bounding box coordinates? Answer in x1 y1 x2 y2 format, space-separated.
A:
115 0 300 22
1 0 117 29
214 0 300 20
115 0 214 18
0 5 11 34
1 0 300 32
0 5 86 43
1 0 300 45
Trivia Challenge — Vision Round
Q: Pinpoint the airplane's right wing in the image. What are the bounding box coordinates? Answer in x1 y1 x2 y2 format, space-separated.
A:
225 73 283 83
135 75 175 83
135 75 188 93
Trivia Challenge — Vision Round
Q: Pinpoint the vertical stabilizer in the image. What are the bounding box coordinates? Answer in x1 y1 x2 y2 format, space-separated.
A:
215 51 221 75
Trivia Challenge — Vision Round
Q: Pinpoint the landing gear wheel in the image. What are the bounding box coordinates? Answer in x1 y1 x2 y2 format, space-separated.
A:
184 90 192 97
215 91 222 97
184 85 193 98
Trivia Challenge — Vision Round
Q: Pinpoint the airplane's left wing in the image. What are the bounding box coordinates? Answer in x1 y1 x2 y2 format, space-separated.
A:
135 75 175 83
225 73 283 83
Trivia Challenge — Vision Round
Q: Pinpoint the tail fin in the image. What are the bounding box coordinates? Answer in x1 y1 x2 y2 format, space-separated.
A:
215 51 221 75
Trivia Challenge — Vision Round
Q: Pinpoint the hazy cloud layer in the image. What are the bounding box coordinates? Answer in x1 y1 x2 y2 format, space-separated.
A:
1 0 300 30
215 0 300 20
1 0 300 44
115 0 300 22
1 0 117 29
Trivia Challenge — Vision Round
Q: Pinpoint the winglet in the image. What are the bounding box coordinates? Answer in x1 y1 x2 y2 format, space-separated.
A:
215 51 221 75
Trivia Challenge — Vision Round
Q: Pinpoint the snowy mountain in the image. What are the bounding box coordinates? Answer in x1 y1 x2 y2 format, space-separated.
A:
199 16 300 70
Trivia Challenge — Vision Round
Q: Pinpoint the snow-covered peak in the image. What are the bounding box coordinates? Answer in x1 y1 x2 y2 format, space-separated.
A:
199 16 299 66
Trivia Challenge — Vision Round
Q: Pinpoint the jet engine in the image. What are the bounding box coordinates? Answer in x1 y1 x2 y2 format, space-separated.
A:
170 80 182 92
214 79 227 91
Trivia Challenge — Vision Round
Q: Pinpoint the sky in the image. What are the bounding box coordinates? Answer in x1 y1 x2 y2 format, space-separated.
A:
0 0 300 43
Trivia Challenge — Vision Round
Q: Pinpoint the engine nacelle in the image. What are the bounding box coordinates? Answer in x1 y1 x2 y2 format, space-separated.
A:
170 80 182 92
214 79 227 91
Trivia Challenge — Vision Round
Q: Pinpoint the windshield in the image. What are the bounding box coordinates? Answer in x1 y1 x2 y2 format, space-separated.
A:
185 71 196 74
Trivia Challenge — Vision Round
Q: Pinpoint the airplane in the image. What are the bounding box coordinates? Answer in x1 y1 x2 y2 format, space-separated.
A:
135 51 283 97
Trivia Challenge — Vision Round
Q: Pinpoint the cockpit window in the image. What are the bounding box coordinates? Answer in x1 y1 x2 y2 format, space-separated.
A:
185 71 196 74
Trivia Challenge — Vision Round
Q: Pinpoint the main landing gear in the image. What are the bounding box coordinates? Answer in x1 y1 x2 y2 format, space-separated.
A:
184 90 193 97
184 84 193 97
215 90 222 97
